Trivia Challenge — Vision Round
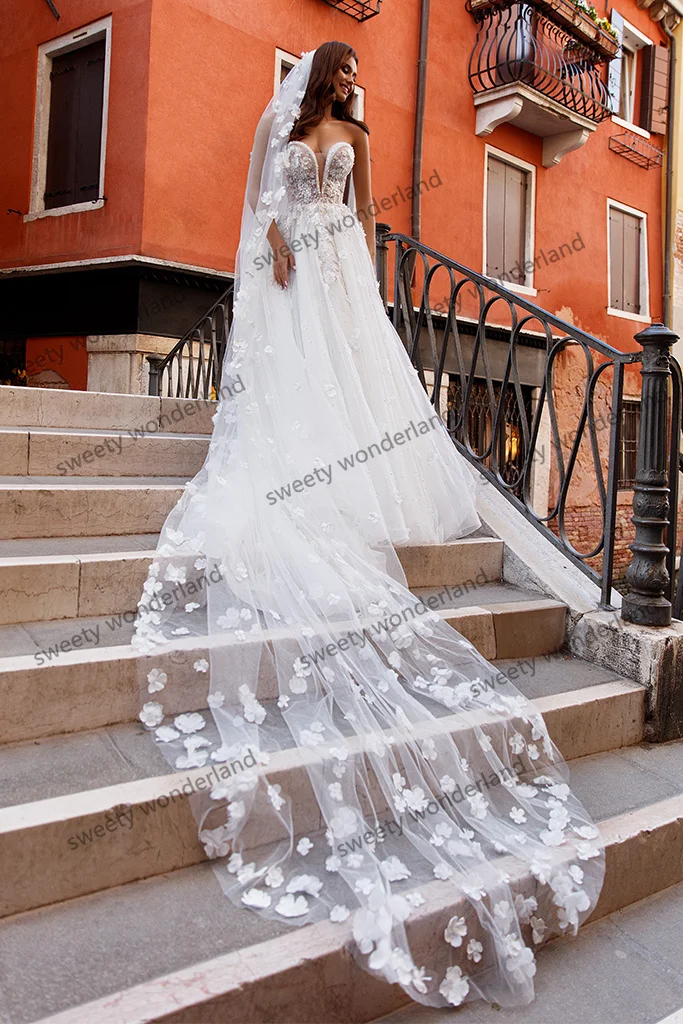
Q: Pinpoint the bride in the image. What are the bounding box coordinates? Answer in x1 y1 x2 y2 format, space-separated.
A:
134 42 604 1011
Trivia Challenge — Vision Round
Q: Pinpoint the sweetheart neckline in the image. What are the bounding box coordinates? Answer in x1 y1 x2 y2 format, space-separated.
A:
288 140 354 192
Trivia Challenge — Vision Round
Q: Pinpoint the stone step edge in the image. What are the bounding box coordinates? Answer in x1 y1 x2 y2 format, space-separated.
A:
0 537 505 624
0 680 645 919
0 386 217 435
31 793 683 1024
0 599 568 745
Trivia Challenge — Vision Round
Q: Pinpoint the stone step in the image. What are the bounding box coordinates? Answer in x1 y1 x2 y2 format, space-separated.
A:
0 660 645 918
0 427 210 478
0 537 505 625
5 739 681 1024
0 478 185 539
0 385 216 434
0 589 567 744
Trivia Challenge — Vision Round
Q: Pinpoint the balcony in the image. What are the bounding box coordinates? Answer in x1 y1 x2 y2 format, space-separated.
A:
466 0 615 166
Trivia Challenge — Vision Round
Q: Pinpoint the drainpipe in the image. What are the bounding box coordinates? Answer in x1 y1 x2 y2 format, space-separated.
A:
661 19 676 327
412 0 430 242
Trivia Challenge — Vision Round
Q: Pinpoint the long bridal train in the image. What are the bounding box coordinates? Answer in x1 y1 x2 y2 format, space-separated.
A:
132 49 604 1011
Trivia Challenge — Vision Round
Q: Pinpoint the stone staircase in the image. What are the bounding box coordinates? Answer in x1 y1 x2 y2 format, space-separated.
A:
0 384 681 1024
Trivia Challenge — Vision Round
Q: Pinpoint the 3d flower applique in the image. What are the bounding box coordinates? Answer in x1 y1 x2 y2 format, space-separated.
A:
164 565 186 584
238 684 266 724
380 856 411 881
277 693 290 710
194 557 207 570
530 915 547 944
462 880 486 901
433 862 454 881
330 905 350 923
439 965 470 1006
439 775 457 795
444 916 467 947
264 865 284 888
241 888 272 909
468 793 489 820
355 878 374 896
193 658 209 673
510 806 527 824
143 578 163 598
505 946 537 983
184 602 200 613
237 862 258 885
467 938 483 962
146 668 167 693
275 894 309 918
420 738 438 761
347 853 364 869
296 837 313 856
509 733 525 754
325 854 342 873
493 900 514 931
267 784 285 810
405 892 426 909
514 893 538 922
388 651 402 670
217 608 240 630
286 874 322 897
174 712 206 734
199 825 231 859
154 725 179 743
575 824 599 838
328 782 343 802
390 624 413 649
139 702 164 728
207 691 225 709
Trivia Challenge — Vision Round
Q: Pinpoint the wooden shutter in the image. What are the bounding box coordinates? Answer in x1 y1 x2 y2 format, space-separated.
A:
607 9 624 114
609 206 642 313
44 39 105 210
487 156 527 283
640 44 669 134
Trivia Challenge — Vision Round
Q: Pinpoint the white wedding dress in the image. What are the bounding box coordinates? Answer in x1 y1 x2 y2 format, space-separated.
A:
133 51 604 1012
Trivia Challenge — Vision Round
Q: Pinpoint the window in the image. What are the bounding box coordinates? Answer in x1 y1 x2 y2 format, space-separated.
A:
618 399 640 488
484 150 535 290
44 39 105 210
608 202 648 318
608 12 664 136
27 17 111 221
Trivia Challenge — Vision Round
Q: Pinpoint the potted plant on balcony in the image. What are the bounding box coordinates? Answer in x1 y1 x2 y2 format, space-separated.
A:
467 0 619 59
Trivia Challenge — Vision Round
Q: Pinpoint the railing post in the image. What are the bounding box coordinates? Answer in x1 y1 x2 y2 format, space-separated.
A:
375 222 391 307
146 353 164 397
622 321 679 626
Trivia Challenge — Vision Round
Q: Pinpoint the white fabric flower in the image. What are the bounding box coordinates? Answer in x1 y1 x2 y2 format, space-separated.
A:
199 825 230 859
193 659 209 673
174 712 206 734
330 904 350 922
286 874 322 897
439 965 469 1006
444 916 467 947
154 725 179 742
467 938 483 962
275 894 309 917
139 701 164 728
296 837 313 856
241 888 271 909
380 856 411 881
265 866 284 888
146 669 167 693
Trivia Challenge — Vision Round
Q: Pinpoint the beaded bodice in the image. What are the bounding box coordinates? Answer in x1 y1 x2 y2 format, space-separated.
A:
285 140 354 206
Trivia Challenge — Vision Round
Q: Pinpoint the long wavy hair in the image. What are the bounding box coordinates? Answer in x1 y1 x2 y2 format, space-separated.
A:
289 42 369 142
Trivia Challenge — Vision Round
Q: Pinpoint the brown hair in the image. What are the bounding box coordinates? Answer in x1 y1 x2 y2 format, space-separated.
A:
289 41 369 142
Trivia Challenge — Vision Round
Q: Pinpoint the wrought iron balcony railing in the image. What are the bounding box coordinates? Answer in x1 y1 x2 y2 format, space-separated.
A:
467 0 613 123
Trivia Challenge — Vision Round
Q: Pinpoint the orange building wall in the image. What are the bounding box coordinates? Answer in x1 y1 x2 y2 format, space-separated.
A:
0 0 669 359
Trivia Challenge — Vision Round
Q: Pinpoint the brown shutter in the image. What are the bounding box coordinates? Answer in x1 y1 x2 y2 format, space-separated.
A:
486 157 506 279
44 39 105 210
487 157 528 283
640 43 669 134
609 207 642 313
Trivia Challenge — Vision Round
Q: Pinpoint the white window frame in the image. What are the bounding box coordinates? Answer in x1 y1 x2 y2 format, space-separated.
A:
483 145 537 296
611 18 653 138
274 48 365 119
606 198 650 322
25 15 112 223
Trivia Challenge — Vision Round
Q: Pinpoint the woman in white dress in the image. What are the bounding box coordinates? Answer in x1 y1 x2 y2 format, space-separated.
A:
134 43 604 1011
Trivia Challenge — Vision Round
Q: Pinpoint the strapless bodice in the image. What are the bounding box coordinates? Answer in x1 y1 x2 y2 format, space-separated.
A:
284 140 354 206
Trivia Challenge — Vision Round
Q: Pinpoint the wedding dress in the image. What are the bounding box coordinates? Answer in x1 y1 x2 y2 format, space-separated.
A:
133 50 604 1011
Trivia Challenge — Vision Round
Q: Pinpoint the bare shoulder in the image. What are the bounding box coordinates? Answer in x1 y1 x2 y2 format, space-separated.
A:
347 122 370 152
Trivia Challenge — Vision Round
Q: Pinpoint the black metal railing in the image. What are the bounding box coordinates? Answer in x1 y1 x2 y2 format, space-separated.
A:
467 0 612 122
147 283 234 399
676 446 683 619
380 231 682 619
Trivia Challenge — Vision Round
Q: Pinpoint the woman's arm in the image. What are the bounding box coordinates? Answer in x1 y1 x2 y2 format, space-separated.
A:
352 130 375 263
246 110 295 288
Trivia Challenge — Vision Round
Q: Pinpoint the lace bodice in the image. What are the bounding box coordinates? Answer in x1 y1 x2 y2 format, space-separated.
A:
285 140 354 206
